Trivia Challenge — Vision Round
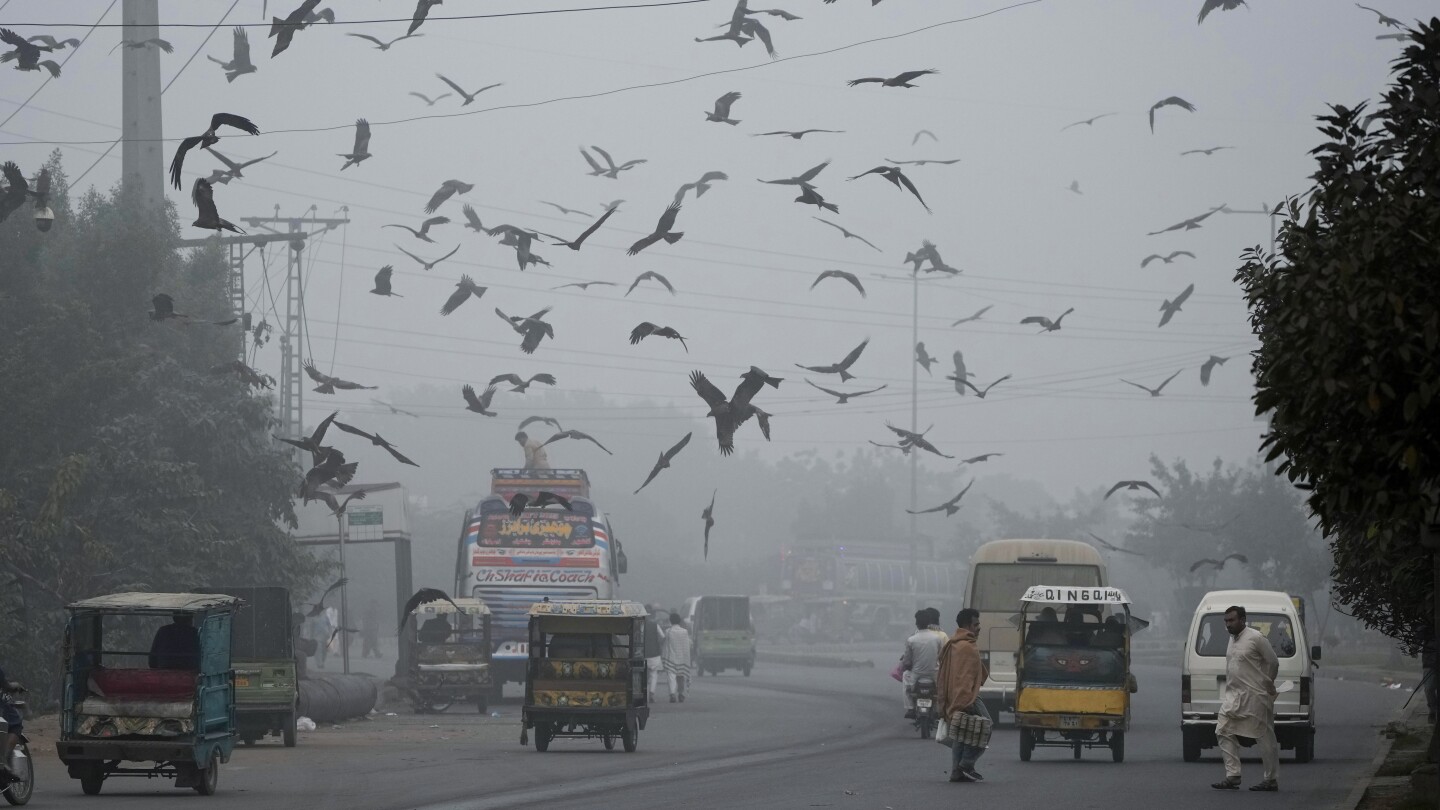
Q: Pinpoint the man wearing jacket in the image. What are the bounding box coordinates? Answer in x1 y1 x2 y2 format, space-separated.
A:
901 607 948 719
936 608 990 783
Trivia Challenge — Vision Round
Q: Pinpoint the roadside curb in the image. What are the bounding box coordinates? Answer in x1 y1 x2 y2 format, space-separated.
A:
1337 692 1424 810
756 650 875 668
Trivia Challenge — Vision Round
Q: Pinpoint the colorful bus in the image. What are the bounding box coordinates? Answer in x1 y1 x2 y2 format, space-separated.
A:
454 469 627 687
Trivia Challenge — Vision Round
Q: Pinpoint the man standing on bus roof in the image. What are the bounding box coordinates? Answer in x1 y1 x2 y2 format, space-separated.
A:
901 607 947 719
515 431 550 469
1212 605 1281 792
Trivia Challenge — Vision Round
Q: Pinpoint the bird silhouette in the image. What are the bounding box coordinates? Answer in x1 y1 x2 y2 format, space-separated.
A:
691 368 780 455
1149 96 1197 133
1158 284 1195 327
884 422 953 458
274 410 338 463
630 322 688 352
494 307 555 354
1061 112 1117 130
440 275 487 316
269 0 322 57
1067 180 1083 195
370 266 401 297
752 129 843 140
395 244 460 272
409 0 444 35
951 305 992 326
346 32 422 50
190 179 243 234
635 433 693 493
542 430 613 456
848 165 930 212
539 205 617 251
943 350 971 395
796 339 868 382
627 206 684 256
169 113 260 190
508 491 573 517
301 577 349 616
304 361 376 394
702 491 717 560
806 379 887 404
810 270 866 297
794 186 839 214
812 217 881 252
554 281 618 291
1104 480 1162 499
1181 146 1233 156
1189 553 1249 573
148 293 187 322
1021 307 1075 333
384 216 450 243
25 35 80 50
206 149 277 182
332 421 419 467
582 145 647 179
1199 355 1230 386
915 342 936 375
1085 532 1144 557
912 129 938 144
539 201 587 217
111 38 173 54
1120 369 1182 397
1197 0 1247 24
759 160 830 190
964 374 1011 399
961 453 1004 464
1356 3 1403 27
848 68 938 88
435 73 502 106
1147 206 1221 235
299 448 357 500
626 271 677 296
338 119 372 170
885 157 961 166
462 384 499 416
706 91 743 125
371 398 420 418
1141 251 1195 268
408 91 451 106
908 481 974 516
489 372 557 393
398 588 460 631
207 27 256 81
673 171 729 205
1 28 62 76
424 179 473 213
519 415 564 433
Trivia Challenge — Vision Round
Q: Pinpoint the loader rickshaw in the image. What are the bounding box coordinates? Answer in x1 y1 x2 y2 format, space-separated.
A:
1014 585 1145 763
405 597 493 713
520 600 649 753
55 592 239 795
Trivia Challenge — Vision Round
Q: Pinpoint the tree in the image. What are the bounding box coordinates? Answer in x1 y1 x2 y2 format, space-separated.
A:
1233 20 1440 652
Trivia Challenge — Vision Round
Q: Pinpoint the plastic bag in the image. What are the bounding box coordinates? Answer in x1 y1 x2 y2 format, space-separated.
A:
889 663 905 682
295 715 317 732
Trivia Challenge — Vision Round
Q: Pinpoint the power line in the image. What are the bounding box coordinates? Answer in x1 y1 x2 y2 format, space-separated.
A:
0 0 117 131
0 0 1046 147
5 0 713 28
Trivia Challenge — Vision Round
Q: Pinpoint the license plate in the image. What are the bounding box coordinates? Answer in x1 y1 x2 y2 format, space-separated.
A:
235 677 250 688
916 699 932 708
1060 715 1080 728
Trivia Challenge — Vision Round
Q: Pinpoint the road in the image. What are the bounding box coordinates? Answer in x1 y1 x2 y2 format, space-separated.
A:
23 660 1406 809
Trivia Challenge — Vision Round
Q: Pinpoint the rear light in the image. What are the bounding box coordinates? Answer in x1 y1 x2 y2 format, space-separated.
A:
1181 674 1191 704
1299 676 1311 706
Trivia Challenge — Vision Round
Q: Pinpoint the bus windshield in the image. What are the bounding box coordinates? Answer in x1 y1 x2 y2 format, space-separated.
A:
970 563 1102 613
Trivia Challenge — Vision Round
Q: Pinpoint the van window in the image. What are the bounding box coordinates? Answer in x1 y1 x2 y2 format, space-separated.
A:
1194 613 1297 658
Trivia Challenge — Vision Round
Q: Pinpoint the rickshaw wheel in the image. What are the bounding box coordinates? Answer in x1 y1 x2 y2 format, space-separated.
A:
1072 741 1082 759
427 701 453 714
603 734 616 751
78 763 104 795
1019 729 1034 762
194 750 220 795
1110 731 1125 763
534 723 552 752
476 698 488 714
283 710 298 748
621 717 638 753
743 664 752 677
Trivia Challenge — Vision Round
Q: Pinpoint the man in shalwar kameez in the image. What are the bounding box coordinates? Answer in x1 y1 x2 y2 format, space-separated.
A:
1212 605 1281 792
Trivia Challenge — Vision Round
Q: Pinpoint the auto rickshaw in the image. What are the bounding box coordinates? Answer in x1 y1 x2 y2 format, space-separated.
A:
692 595 756 677
55 592 239 795
520 600 649 753
1014 585 1145 763
405 597 493 713
198 586 298 746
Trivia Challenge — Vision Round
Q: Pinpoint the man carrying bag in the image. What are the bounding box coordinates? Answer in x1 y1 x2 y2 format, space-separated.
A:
936 608 992 783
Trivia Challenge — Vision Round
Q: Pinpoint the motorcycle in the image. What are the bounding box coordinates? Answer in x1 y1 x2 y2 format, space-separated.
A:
912 676 938 739
1 690 33 806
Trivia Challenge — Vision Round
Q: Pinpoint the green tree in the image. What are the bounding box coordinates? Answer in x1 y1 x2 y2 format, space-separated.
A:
1233 20 1440 652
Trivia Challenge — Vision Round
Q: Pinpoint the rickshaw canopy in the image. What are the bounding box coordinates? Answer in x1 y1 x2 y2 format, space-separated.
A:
65 592 242 614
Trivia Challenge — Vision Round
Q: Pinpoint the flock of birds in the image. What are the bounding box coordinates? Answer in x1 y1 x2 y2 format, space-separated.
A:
0 0 1418 569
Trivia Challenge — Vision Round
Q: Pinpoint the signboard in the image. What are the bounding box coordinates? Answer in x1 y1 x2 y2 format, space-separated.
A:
474 513 594 549
1020 585 1129 604
347 506 383 526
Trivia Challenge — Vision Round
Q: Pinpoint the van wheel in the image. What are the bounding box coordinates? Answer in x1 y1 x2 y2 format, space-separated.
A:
1110 731 1125 762
1294 731 1314 763
1019 729 1034 761
1182 729 1201 762
622 717 638 753
193 751 220 795
79 763 105 795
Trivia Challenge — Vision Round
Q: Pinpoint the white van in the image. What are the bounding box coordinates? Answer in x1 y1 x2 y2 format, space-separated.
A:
1180 590 1318 763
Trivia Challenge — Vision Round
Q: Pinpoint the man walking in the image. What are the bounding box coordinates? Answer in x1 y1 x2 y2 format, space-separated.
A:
900 607 948 719
662 611 692 703
1212 605 1281 792
644 604 665 703
936 608 991 782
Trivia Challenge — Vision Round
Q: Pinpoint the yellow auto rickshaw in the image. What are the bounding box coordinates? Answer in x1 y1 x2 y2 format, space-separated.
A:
520 600 649 753
405 597 493 714
1014 585 1145 763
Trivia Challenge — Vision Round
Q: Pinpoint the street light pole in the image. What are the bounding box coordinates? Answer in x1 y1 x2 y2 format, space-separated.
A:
336 512 350 675
910 268 920 601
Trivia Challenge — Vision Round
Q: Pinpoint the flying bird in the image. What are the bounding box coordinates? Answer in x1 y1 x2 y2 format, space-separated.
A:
944 351 972 395
398 588 461 631
462 384 499 416
705 91 743 125
1158 283 1195 327
794 186 838 214
961 453 1003 464
494 307 555 354
912 129 938 144
1356 4 1403 27
904 240 957 274
759 160 829 189
630 322 688 352
635 433 693 493
408 91 451 106
304 361 377 394
796 338 868 382
1085 532 1144 557
848 68 938 88
541 430 613 455
813 217 880 251
149 293 187 322
507 491 573 517
1021 307 1075 333
338 119 371 170
299 448 357 500
519 415 564 432
1067 180 1083 195
690 368 781 455
1149 96 1197 133
908 481 974 516
439 275 487 316
346 32 422 50
624 271 676 297
395 243 461 272
702 491 717 559
868 440 912 455
673 171 729 205
964 374 1012 399
1061 112 1117 130
269 0 323 57
190 179 243 234
627 205 684 256
540 201 588 217
372 398 420 418
581 145 647 179
554 281 618 291
1141 251 1195 268
809 270 865 297
205 149 277 182
302 577 349 616
848 165 930 212
1104 480 1162 499
1181 146 1233 156
435 73 503 106
1199 355 1229 386
169 113 260 190
384 216 450 243
490 372 557 393
274 410 338 463
111 38 174 54
884 157 961 166
1120 369 1183 397
332 420 419 467
915 342 936 375
806 379 887 404
1 28 62 76
409 0 444 35
24 35 80 50
1147 206 1221 235
424 179 473 213
951 305 992 326
884 422 953 458
3 162 43 223
752 129 843 140
539 205 617 251
1189 553 1249 573
1197 0 1247 24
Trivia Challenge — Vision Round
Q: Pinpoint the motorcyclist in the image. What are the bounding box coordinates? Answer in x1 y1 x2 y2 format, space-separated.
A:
900 607 947 719
0 666 24 785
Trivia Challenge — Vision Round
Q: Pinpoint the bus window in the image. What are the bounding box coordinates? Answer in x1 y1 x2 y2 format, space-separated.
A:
970 563 1102 613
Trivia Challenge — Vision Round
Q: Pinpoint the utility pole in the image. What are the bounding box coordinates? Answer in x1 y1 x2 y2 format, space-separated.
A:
121 0 163 213
176 232 310 360
337 512 350 675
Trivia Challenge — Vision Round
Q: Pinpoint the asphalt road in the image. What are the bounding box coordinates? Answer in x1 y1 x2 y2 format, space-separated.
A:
22 660 1407 809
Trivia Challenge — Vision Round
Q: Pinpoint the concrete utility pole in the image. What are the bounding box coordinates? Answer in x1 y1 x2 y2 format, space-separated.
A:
121 0 164 213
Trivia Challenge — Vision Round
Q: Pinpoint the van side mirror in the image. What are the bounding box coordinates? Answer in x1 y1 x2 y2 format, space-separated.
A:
1310 645 1321 661
616 548 628 575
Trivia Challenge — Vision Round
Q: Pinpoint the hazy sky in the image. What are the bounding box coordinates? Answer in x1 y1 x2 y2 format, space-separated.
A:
1 0 1427 500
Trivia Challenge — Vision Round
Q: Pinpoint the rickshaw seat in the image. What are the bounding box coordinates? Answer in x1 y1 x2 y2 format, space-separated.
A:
89 668 197 701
